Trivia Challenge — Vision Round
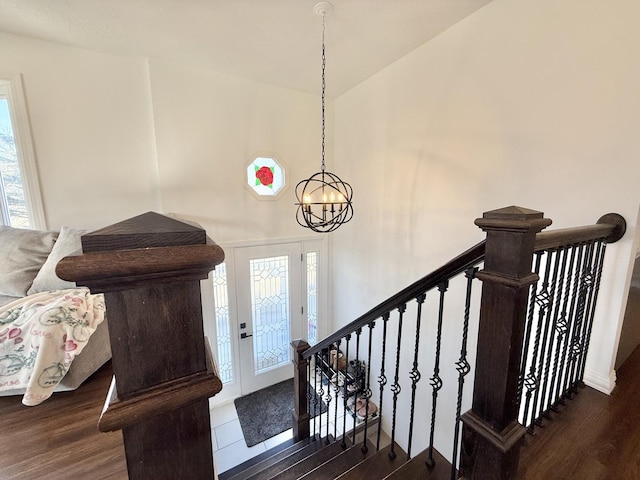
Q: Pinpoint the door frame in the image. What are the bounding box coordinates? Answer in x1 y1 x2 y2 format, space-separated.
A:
207 236 328 404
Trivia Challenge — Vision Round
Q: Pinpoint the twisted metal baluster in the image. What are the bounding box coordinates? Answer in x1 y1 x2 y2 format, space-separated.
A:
333 339 342 440
530 251 556 427
545 247 570 414
376 313 390 451
407 293 426 459
554 245 579 403
562 244 586 399
521 252 543 432
518 252 543 408
577 240 607 383
316 351 324 438
426 281 447 467
361 321 375 453
568 242 596 392
538 250 563 420
307 356 315 441
324 369 332 444
450 268 477 480
352 327 362 447
341 333 351 449
388 304 406 460
312 352 319 437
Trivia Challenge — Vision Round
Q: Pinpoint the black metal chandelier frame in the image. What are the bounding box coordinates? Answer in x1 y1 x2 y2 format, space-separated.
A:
295 1 353 233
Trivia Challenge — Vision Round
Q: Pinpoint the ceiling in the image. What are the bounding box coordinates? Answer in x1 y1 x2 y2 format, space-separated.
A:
0 0 491 97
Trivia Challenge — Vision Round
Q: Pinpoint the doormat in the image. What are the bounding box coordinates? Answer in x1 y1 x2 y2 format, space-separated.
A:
234 378 327 447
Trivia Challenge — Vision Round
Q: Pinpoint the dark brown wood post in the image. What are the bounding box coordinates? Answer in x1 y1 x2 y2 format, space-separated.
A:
57 212 224 480
460 206 552 480
292 339 311 442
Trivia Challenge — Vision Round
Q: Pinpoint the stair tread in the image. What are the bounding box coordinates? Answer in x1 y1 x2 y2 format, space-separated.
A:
244 437 332 480
221 436 316 480
294 438 376 480
336 442 407 480
383 447 453 479
268 438 351 480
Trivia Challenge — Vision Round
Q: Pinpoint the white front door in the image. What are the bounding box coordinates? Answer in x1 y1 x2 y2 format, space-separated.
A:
234 243 303 394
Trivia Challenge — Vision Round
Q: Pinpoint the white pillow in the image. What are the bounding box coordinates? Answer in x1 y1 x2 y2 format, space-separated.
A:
28 227 88 294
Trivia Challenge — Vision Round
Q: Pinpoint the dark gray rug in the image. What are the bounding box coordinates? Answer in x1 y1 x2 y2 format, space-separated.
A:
234 378 327 447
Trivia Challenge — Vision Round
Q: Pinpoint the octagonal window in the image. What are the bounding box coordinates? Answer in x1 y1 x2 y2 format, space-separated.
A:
246 156 285 198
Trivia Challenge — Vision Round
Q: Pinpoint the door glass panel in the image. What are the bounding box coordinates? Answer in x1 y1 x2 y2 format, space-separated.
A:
250 255 291 373
306 251 318 345
212 263 234 384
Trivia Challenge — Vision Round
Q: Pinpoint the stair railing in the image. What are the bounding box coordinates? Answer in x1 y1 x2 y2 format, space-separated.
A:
292 206 625 480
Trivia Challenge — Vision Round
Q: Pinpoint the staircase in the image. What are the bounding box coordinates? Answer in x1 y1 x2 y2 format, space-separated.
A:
219 432 452 480
219 206 627 480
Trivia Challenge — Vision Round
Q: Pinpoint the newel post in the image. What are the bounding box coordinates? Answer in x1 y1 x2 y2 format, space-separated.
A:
57 212 224 480
292 339 311 442
460 206 552 480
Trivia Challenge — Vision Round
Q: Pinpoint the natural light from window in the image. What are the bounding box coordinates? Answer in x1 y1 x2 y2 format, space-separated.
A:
0 96 30 228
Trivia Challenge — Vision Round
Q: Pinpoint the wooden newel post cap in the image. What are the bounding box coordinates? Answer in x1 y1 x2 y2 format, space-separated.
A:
475 206 552 233
56 212 224 290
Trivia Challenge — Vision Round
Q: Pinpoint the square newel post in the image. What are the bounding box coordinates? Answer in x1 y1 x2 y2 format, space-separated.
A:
292 339 311 442
57 212 224 480
460 206 552 480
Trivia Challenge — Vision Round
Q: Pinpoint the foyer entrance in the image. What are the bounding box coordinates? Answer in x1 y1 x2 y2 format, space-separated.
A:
211 239 325 400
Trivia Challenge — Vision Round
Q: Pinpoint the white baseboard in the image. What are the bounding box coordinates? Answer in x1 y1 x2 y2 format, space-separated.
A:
583 368 617 394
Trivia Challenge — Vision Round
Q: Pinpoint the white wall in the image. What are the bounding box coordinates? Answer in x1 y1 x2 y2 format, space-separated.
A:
148 59 326 245
332 0 639 456
0 32 160 230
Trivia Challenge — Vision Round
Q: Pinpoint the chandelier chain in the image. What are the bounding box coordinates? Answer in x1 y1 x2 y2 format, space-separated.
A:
321 12 326 172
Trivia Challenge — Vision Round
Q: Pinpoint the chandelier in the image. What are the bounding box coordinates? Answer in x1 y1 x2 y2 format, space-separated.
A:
295 1 353 233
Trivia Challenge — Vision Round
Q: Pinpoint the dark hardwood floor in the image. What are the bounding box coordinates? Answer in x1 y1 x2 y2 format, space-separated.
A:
0 362 127 480
517 344 640 480
0 346 638 479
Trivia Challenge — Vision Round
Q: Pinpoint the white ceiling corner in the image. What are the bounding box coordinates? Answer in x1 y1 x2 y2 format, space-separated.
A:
0 0 492 97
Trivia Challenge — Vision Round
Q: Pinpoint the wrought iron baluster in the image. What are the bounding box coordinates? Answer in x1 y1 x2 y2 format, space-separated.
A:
352 327 362 447
555 245 580 404
313 352 320 437
361 321 375 453
307 356 315 441
577 240 607 383
376 313 390 451
538 249 564 419
426 282 447 467
521 252 543 432
530 250 556 427
341 333 351 449
544 246 570 414
407 293 426 459
388 304 406 460
451 268 477 480
317 351 324 439
568 242 596 392
333 339 342 441
562 243 586 399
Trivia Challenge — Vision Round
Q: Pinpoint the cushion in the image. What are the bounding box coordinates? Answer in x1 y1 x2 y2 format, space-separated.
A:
28 227 88 294
0 226 57 297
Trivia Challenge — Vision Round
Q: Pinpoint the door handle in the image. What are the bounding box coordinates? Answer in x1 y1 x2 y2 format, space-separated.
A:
240 332 253 339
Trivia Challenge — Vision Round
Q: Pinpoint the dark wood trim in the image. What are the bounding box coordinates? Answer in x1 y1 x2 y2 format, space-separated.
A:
460 206 552 480
292 339 311 441
59 212 223 480
98 339 222 432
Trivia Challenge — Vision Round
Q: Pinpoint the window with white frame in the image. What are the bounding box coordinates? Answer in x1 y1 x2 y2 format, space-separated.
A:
0 76 45 229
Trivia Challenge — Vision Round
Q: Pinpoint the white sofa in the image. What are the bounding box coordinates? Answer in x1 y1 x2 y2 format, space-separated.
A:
0 225 111 394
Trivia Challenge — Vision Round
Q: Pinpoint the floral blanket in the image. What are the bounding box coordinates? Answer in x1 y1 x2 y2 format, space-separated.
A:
0 288 105 406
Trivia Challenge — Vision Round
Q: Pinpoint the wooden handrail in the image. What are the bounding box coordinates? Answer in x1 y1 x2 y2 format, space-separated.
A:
302 240 486 359
534 213 626 252
303 212 625 361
